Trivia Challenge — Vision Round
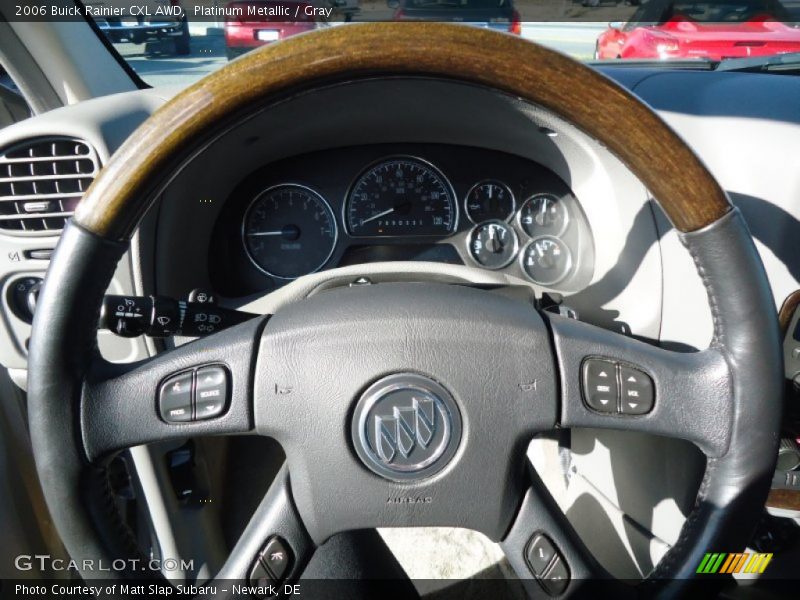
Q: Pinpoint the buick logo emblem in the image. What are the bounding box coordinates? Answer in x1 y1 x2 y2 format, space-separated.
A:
374 396 436 462
352 373 462 481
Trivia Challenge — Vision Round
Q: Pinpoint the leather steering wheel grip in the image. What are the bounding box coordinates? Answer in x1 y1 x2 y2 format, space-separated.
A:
26 22 782 593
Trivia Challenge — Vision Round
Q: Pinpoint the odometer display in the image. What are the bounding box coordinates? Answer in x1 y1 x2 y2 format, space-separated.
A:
346 157 457 237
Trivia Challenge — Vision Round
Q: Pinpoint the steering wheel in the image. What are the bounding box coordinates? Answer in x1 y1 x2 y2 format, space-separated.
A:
27 23 782 597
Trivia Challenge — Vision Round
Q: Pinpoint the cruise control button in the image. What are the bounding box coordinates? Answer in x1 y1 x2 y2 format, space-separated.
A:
526 534 557 577
195 366 228 420
619 366 654 415
261 536 292 580
159 372 193 423
541 556 570 596
582 359 618 413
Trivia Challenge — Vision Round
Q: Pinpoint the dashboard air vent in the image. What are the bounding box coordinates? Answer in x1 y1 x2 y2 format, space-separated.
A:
0 137 100 233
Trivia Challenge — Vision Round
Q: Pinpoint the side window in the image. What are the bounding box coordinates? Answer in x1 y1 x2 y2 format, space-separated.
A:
0 63 32 128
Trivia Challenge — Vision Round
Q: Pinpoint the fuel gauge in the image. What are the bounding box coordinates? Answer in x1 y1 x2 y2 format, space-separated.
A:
521 236 572 285
518 193 569 237
468 220 518 270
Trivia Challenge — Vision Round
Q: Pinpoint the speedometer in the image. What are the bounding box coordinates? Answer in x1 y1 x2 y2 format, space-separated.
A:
345 157 457 237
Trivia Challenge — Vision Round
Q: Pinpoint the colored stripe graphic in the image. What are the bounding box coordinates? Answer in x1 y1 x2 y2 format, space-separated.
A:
696 552 773 574
697 553 723 573
745 553 773 574
710 553 726 573
696 553 713 573
733 553 749 573
720 554 736 573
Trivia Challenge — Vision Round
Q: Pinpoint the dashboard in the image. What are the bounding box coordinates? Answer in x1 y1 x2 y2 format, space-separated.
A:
1 54 800 583
209 144 594 297
0 68 799 379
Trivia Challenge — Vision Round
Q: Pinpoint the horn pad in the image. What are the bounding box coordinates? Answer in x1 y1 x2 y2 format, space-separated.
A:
352 373 462 481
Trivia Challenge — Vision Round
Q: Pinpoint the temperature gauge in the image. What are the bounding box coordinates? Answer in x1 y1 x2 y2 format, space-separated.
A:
518 193 569 237
465 180 515 223
468 220 518 270
521 236 572 285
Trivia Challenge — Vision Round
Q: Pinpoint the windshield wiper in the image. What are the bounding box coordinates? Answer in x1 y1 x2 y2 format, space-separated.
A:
716 52 800 73
587 58 717 71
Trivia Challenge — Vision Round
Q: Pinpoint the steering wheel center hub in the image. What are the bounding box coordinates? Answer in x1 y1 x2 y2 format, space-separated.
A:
352 373 462 481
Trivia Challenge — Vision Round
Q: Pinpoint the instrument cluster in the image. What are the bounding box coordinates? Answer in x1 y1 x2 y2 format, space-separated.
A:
467 190 576 286
212 145 594 296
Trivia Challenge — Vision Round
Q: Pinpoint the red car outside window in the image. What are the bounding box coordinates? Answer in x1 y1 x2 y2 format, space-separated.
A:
596 0 800 61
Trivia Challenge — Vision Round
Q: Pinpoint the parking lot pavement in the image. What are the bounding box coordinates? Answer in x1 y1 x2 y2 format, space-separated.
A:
522 22 608 59
112 22 608 88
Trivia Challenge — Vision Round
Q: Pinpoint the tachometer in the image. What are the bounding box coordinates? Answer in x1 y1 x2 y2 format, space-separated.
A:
345 157 457 237
242 184 337 279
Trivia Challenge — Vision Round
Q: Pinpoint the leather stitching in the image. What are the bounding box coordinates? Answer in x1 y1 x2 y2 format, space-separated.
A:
641 230 731 587
684 237 724 350
644 457 717 583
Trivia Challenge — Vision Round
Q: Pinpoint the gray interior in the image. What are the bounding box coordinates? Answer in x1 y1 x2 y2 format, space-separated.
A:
0 44 798 589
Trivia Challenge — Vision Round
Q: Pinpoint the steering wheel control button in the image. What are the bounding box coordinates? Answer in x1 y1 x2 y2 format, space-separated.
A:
619 366 654 415
247 559 276 596
525 533 570 595
582 359 656 416
158 365 230 424
260 536 292 580
195 366 228 420
582 358 618 413
352 373 462 481
541 556 570 596
159 371 194 423
526 534 557 577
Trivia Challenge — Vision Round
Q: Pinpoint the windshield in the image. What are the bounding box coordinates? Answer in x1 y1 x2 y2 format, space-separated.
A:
72 0 800 86
405 0 513 9
629 0 794 24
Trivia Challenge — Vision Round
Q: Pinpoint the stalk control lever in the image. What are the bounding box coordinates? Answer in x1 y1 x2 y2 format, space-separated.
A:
100 294 254 338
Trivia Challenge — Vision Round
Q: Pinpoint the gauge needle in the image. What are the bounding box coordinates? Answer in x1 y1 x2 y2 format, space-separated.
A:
247 231 284 236
538 200 548 225
360 207 395 225
486 225 501 253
